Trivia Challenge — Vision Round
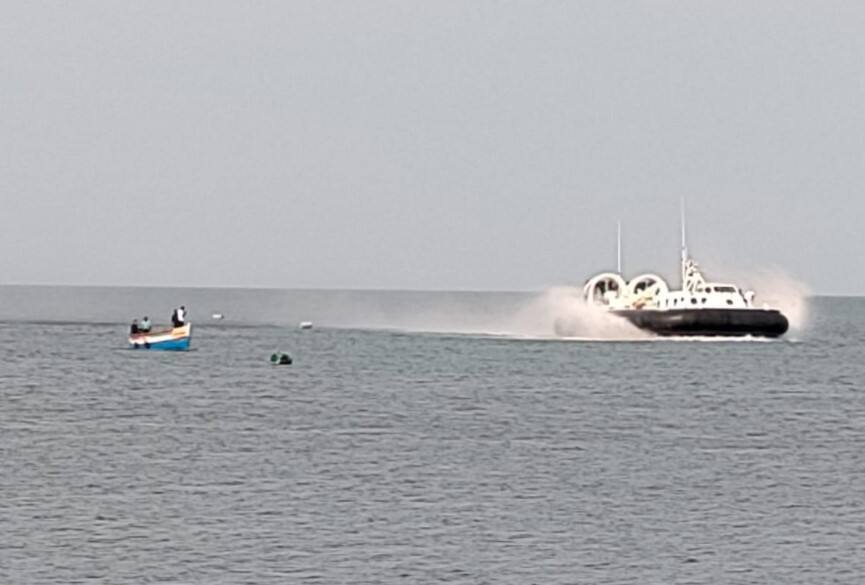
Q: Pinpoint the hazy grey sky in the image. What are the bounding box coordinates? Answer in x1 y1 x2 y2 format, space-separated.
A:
2 1 863 293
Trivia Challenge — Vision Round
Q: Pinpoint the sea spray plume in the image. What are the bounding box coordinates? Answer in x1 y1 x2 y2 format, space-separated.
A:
739 269 810 332
331 288 649 339
324 290 532 336
717 266 810 332
513 286 649 339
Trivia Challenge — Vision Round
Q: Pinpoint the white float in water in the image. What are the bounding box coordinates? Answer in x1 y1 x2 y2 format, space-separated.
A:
299 321 313 330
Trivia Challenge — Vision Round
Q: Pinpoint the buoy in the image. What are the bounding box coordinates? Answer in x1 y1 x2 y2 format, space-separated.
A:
270 352 292 365
299 321 313 330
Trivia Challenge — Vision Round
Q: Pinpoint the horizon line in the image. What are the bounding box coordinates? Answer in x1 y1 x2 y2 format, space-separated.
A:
0 282 856 298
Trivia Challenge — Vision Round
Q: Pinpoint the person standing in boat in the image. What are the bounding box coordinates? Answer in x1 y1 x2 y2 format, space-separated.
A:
130 319 140 335
172 306 187 328
139 316 151 333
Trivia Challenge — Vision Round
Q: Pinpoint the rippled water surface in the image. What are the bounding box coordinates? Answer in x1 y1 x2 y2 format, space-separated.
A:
1 292 864 584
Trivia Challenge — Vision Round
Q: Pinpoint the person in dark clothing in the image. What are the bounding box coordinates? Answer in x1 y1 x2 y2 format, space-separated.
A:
171 306 187 328
130 320 140 335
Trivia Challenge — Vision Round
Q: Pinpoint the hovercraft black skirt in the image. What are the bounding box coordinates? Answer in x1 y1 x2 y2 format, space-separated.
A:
612 308 789 337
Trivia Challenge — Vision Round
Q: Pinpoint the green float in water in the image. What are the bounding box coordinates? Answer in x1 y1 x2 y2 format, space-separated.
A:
270 352 293 365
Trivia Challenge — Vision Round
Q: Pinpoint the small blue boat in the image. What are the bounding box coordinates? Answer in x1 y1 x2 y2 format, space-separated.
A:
129 323 192 350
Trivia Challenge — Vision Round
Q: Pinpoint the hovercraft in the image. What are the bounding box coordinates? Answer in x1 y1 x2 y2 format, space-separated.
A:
579 207 789 338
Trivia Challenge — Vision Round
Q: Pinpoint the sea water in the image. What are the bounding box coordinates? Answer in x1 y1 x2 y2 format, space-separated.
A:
1 287 863 584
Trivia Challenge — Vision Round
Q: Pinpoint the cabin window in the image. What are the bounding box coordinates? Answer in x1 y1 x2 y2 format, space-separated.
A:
691 298 697 305
701 298 707 304
726 299 733 305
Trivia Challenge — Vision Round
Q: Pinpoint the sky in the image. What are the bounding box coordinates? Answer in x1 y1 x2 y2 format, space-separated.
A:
1 1 863 294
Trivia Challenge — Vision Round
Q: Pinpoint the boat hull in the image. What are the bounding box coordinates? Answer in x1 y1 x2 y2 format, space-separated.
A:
129 324 192 350
612 308 789 338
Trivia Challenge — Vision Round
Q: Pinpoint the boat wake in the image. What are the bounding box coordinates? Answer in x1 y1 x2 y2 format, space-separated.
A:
366 287 649 341
511 287 650 340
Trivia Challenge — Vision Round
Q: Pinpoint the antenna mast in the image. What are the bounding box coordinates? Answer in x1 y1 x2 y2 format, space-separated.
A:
617 220 622 274
680 198 688 284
